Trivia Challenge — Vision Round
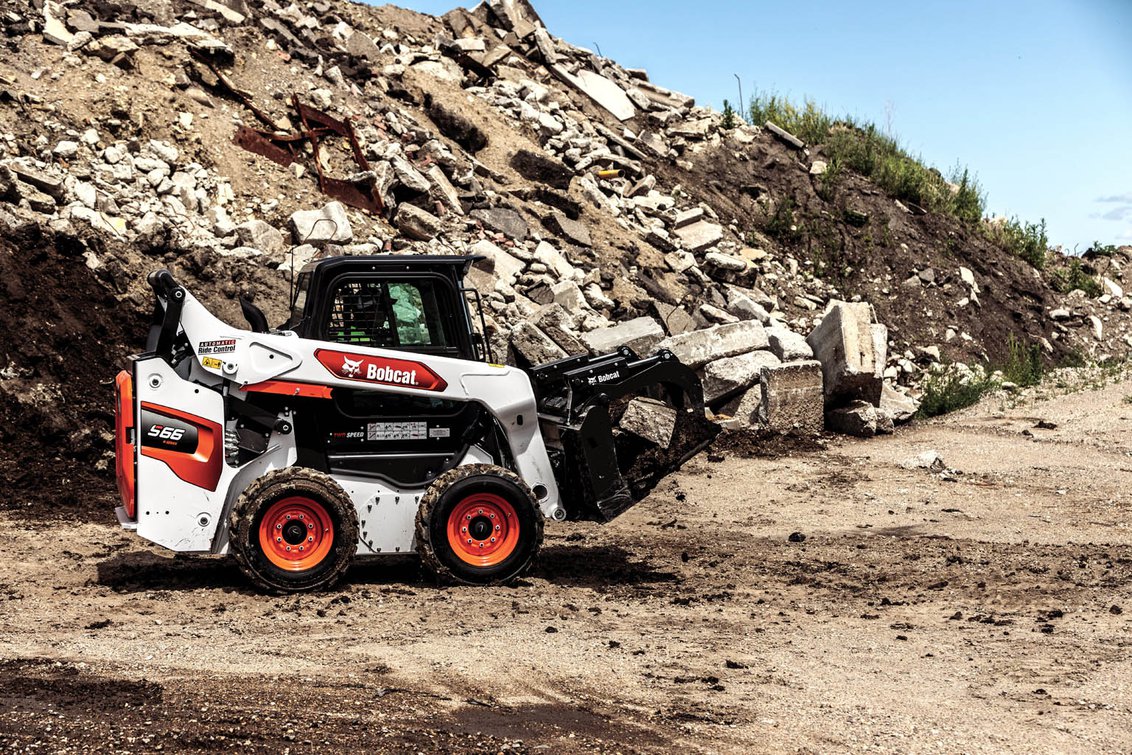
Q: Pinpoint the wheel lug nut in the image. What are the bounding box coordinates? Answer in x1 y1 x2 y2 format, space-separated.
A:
308 536 314 542
276 537 282 543
467 538 472 544
495 525 500 531
276 523 282 530
308 523 314 529
286 546 292 551
461 527 467 533
490 537 496 543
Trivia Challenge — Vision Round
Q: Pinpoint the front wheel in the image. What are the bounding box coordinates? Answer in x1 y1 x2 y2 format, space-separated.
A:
228 468 358 594
416 464 543 585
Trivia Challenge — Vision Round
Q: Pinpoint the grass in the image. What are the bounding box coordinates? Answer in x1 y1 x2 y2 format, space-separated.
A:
746 92 1061 270
917 368 996 418
1049 258 1103 297
1001 335 1044 387
748 91 987 225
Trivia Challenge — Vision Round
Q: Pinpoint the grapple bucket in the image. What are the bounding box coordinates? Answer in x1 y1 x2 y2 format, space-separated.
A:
530 348 721 522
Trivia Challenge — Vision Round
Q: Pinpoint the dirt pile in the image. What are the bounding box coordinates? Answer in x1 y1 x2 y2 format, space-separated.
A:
0 0 1130 512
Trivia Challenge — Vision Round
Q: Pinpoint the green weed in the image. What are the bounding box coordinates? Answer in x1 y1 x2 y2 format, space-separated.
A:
1049 258 1101 296
982 217 1049 269
1001 335 1044 387
916 369 996 418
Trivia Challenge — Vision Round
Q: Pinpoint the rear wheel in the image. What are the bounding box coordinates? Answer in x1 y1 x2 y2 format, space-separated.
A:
229 468 358 594
416 464 543 585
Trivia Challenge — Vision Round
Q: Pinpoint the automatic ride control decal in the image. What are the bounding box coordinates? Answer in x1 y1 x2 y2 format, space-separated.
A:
315 349 448 392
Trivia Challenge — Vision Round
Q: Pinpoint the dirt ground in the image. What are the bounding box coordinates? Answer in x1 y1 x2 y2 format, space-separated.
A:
1 376 1130 754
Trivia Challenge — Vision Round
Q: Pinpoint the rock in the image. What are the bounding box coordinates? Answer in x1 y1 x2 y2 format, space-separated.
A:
1088 314 1103 341
766 326 814 360
806 301 886 406
533 240 574 279
1049 308 1071 321
902 450 946 472
0 165 18 203
532 303 586 355
652 302 697 336
427 166 464 216
582 317 665 356
472 207 529 241
826 400 879 438
674 207 705 228
470 240 525 287
1103 277 1124 299
656 321 769 369
879 383 919 423
809 160 828 176
664 250 696 273
510 149 573 190
726 289 773 324
760 360 824 435
619 398 676 446
235 220 285 255
583 283 614 310
510 321 567 365
551 65 636 121
959 266 976 287
290 201 352 244
717 384 763 430
8 162 66 200
704 251 748 273
673 220 724 253
702 350 781 404
699 303 739 324
550 280 588 315
545 212 592 247
765 121 805 149
395 203 443 241
147 140 180 164
53 141 80 159
390 156 432 194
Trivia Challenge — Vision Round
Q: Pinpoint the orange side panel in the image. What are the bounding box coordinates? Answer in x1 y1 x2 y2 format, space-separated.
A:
243 380 333 399
114 371 137 518
139 403 224 492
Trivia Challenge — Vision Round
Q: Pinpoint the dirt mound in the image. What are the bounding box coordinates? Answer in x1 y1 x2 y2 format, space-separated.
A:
0 224 146 517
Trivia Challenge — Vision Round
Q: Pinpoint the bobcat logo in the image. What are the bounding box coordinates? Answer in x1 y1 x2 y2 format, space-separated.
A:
340 356 364 377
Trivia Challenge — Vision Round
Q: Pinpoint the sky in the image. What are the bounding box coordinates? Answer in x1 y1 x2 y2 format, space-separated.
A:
377 0 1132 251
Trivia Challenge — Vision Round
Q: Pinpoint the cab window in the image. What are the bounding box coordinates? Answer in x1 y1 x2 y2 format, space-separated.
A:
324 277 452 352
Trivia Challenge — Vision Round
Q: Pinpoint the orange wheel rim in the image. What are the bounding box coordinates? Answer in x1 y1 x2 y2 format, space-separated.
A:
258 496 335 572
446 493 520 567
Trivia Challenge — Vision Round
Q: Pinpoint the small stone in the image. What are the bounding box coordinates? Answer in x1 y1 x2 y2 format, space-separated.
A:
290 201 353 245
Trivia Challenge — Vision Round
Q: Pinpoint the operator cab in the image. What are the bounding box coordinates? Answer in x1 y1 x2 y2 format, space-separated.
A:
281 255 491 363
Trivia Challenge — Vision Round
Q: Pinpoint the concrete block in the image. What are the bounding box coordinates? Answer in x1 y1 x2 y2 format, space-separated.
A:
656 321 769 369
760 360 824 435
702 350 781 404
510 321 567 366
532 303 586 355
619 398 676 446
826 400 879 438
582 316 664 356
290 201 352 244
806 301 885 405
766 325 814 360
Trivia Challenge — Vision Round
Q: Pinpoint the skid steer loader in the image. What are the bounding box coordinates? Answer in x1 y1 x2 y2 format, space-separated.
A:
114 255 718 592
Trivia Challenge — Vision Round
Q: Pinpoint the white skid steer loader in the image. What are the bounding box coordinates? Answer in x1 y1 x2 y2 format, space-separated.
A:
114 256 718 592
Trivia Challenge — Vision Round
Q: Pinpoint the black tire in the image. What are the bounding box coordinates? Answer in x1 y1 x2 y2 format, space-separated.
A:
228 467 359 594
416 464 544 585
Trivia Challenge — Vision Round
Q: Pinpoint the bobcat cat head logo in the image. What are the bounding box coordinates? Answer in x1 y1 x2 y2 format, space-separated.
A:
340 356 364 377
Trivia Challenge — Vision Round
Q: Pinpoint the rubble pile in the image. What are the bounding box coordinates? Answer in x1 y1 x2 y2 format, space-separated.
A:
1 0 1130 449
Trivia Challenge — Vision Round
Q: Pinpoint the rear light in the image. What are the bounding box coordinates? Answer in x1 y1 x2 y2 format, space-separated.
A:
115 370 137 519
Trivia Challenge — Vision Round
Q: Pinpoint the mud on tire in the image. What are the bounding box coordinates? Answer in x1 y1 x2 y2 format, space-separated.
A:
228 467 359 594
416 464 544 586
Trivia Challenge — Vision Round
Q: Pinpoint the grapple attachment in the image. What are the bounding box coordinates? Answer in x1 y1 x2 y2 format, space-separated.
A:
529 348 720 522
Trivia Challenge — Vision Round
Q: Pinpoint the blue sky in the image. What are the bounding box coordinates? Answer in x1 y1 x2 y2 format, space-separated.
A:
380 0 1132 250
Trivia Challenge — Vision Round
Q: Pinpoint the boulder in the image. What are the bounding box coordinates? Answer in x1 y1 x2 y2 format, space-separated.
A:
395 203 443 241
290 201 352 244
510 321 567 366
236 220 285 255
472 207 529 241
619 398 677 446
806 301 887 406
545 211 592 247
826 400 879 438
880 383 920 424
673 220 724 252
532 303 586 355
470 239 525 287
760 361 824 435
656 321 769 369
582 317 664 356
717 384 763 430
702 350 781 404
766 325 814 361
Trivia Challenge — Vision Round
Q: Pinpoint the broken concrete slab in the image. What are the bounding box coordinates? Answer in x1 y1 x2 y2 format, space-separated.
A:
427 166 465 216
532 303 586 355
582 316 665 356
619 397 676 446
674 220 724 253
880 383 919 424
550 65 637 121
673 207 705 228
652 302 697 336
702 350 782 404
550 280 588 315
656 321 769 369
760 360 824 435
533 240 574 279
470 239 525 287
395 203 443 241
544 211 592 247
718 384 763 430
826 400 879 438
511 320 567 365
765 121 805 150
766 325 814 361
235 220 285 255
290 201 352 244
472 207 529 241
806 301 886 406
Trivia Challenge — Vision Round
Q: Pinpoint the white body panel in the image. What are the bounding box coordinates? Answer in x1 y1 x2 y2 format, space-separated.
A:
128 290 561 556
